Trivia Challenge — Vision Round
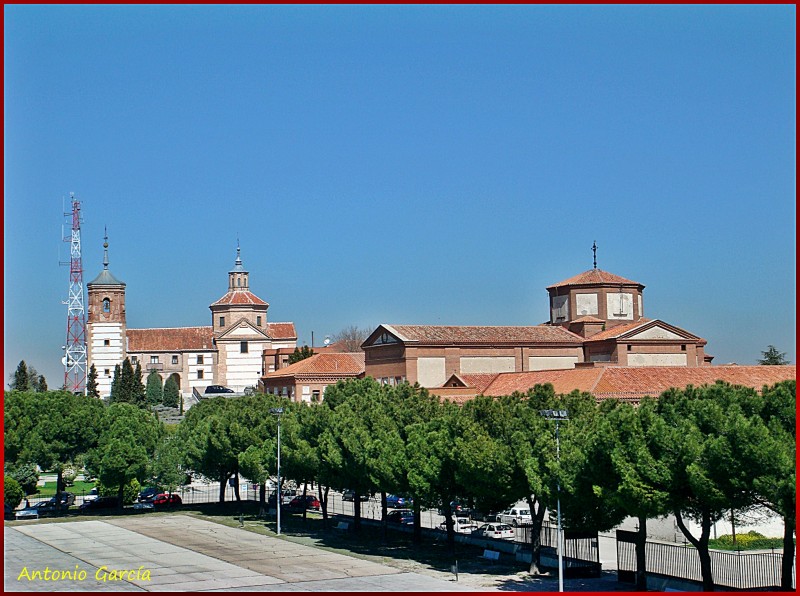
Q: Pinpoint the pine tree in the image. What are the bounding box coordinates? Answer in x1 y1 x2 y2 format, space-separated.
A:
110 364 122 402
163 376 180 408
36 375 47 392
758 345 790 365
145 370 164 405
11 360 30 391
133 361 146 405
288 345 314 364
87 364 100 398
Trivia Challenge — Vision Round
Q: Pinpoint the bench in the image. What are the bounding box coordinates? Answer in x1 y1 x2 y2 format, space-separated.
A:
479 549 500 562
334 521 350 531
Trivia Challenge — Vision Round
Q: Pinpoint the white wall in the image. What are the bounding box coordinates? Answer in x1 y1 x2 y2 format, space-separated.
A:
417 357 446 387
88 322 124 397
529 356 579 371
629 326 683 340
222 341 266 391
460 356 515 374
628 353 688 367
607 292 634 320
575 293 598 316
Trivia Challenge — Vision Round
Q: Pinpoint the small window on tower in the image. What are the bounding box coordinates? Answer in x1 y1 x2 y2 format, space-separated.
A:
220 316 225 327
237 278 241 287
104 369 110 376
102 298 110 313
104 339 110 346
197 369 204 379
256 316 262 326
197 355 204 364
240 341 249 354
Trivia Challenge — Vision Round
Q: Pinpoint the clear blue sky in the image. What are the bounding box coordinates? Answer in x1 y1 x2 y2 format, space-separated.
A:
4 5 796 388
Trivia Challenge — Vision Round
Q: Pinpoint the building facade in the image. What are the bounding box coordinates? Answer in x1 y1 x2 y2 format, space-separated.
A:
86 240 296 398
363 266 712 388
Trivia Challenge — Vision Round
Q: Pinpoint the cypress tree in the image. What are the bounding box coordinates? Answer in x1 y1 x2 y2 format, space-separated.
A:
163 376 180 408
87 364 100 398
110 364 122 402
12 361 30 391
145 370 163 405
133 361 146 406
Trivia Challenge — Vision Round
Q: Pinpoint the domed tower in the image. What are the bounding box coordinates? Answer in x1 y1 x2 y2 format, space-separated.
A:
86 231 126 397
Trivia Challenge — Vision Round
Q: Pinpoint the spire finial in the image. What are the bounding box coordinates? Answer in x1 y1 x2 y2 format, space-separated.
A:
103 226 109 270
592 240 597 270
235 238 242 266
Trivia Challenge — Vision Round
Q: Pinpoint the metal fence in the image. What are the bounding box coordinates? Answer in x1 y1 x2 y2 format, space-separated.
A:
616 529 795 590
519 522 602 577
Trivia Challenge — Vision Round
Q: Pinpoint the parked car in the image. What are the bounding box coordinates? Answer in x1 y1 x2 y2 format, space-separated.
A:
138 487 161 503
83 487 99 503
497 507 532 526
132 501 154 511
386 495 413 508
204 385 234 394
267 491 296 508
153 493 182 507
48 492 75 507
471 510 500 522
472 523 516 540
79 496 118 512
342 489 369 502
15 503 46 520
438 514 478 534
385 509 414 524
287 495 320 511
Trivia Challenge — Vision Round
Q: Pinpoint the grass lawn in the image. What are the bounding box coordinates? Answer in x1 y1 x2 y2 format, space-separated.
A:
33 480 95 497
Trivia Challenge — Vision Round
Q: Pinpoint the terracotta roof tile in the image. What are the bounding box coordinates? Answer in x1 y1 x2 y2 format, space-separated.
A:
262 353 365 378
265 322 297 340
547 269 642 289
481 365 796 400
570 316 605 323
382 325 584 345
211 290 268 306
127 327 214 352
458 373 500 393
583 319 652 342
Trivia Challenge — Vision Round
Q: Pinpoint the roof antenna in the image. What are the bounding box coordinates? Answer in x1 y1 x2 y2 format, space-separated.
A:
592 240 597 270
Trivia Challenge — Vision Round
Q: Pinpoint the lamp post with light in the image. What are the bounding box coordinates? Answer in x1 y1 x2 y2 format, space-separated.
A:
539 409 569 593
269 407 284 535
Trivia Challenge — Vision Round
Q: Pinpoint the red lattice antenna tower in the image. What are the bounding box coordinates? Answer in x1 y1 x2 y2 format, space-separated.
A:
61 193 87 394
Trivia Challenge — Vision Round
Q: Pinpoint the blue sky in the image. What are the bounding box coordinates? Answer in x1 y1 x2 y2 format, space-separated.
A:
4 5 796 388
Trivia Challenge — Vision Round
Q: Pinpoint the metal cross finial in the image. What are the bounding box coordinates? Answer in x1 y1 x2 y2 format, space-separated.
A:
592 241 597 269
103 226 109 269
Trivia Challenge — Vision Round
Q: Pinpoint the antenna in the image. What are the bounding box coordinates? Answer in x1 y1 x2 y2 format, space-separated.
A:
60 194 88 394
592 240 597 270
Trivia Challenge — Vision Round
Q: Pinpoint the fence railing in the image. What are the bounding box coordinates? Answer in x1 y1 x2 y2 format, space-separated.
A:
616 529 795 590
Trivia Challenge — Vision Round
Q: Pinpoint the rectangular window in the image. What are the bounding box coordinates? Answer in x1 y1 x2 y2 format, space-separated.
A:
256 316 262 326
197 369 204 379
220 316 225 327
681 344 686 351
104 339 110 346
627 345 632 352
104 369 110 376
312 390 321 402
197 355 204 364
150 356 159 364
131 356 137 364
172 355 178 365
240 341 249 354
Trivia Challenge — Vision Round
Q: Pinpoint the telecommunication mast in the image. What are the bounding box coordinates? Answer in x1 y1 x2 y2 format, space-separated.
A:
61 193 87 394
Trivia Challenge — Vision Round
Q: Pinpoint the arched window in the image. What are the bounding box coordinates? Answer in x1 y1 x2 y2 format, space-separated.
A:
237 277 241 287
102 298 110 313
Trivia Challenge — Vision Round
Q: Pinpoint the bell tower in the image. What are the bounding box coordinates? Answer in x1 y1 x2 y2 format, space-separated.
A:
86 231 126 397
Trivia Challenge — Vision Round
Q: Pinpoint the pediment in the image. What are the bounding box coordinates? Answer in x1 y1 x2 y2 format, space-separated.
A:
216 318 271 341
622 320 700 341
362 325 403 348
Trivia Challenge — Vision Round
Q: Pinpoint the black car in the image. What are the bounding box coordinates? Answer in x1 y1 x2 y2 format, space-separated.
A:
386 509 414 524
342 489 369 502
138 487 161 503
79 496 118 512
204 385 234 394
51 492 76 507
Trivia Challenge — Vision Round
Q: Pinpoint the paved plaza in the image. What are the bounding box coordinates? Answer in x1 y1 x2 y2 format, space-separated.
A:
5 515 479 592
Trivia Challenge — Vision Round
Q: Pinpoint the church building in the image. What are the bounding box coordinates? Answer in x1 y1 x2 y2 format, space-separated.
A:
86 237 296 398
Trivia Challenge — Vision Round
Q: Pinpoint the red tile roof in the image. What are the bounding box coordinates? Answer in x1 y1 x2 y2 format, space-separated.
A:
457 374 498 394
480 365 796 401
127 327 214 352
381 325 584 345
582 319 652 342
571 316 605 323
547 269 642 289
211 290 268 306
265 323 297 341
262 352 365 378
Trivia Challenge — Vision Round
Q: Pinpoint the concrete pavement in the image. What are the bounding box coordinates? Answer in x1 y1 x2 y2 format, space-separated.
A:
5 516 480 592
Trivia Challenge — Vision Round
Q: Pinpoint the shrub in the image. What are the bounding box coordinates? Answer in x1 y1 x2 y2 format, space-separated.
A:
4 476 24 509
709 531 787 551
6 462 39 495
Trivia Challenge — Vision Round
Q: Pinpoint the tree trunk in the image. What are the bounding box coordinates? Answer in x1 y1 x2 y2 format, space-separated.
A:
117 483 125 509
781 513 795 591
730 510 736 547
319 484 329 530
219 469 228 503
381 491 388 542
56 468 64 511
259 481 266 516
675 508 715 591
354 493 362 532
413 501 422 544
233 469 241 502
442 499 455 551
527 495 546 575
635 515 648 591
302 481 308 522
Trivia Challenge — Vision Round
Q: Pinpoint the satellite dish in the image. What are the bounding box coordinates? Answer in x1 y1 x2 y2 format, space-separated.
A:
323 336 331 346
61 357 67 366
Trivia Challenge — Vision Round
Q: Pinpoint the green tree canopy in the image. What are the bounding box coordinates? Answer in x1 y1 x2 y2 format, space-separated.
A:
163 376 180 407
146 370 164 405
758 345 790 365
87 364 100 398
9 361 29 391
288 345 314 365
4 476 24 509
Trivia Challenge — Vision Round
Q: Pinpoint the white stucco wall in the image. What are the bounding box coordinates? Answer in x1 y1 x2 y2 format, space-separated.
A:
460 356 516 374
528 356 579 371
627 353 688 367
417 357 446 387
575 293 598 316
222 341 266 391
607 292 634 320
88 322 125 397
629 326 684 340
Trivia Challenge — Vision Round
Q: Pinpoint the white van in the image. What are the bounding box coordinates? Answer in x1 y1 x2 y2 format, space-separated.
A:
497 507 532 526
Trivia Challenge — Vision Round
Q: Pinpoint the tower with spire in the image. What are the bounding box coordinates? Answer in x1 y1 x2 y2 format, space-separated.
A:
86 230 127 397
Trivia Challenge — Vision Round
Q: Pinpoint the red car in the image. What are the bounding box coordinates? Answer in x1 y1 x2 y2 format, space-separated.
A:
153 493 182 507
288 495 320 511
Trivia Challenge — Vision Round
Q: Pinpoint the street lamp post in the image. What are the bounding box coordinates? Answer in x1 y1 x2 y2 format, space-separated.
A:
540 409 569 593
269 407 284 535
